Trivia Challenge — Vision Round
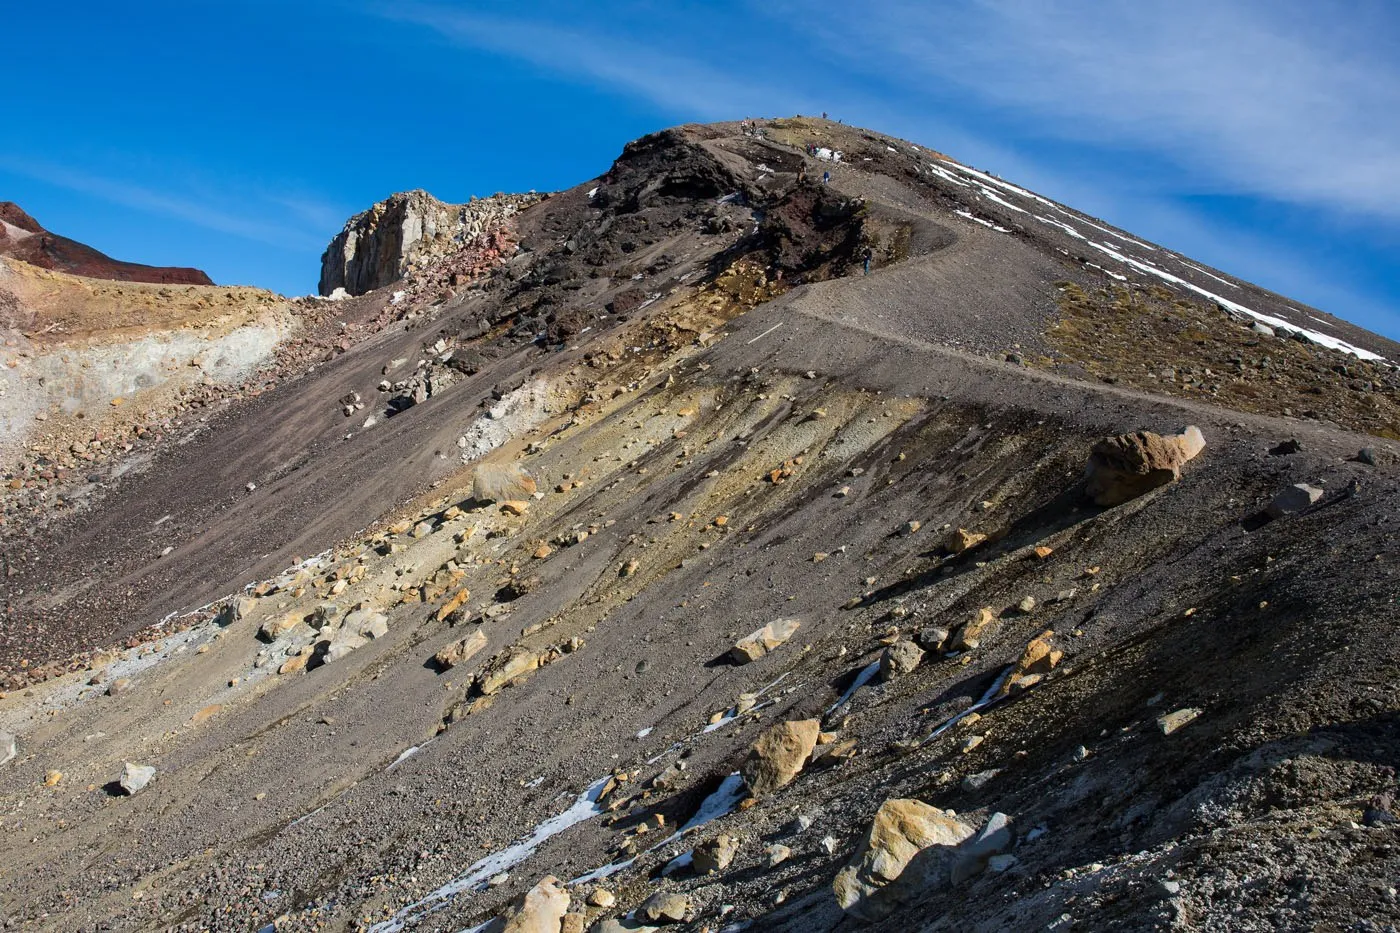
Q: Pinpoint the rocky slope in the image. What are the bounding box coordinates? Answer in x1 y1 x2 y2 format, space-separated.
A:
0 118 1396 933
0 202 213 285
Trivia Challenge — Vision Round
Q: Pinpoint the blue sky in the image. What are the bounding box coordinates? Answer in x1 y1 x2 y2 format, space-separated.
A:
4 1 1399 339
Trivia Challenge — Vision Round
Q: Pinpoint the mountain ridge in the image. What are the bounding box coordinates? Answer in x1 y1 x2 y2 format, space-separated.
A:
0 117 1395 933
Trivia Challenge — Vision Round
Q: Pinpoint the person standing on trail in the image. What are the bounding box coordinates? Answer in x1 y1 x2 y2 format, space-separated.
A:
822 170 831 185
862 246 873 275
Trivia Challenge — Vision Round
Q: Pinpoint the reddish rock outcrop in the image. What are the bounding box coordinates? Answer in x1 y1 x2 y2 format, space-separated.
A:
0 202 213 285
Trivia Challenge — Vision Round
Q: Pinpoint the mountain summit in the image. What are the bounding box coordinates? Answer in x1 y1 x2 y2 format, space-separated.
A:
1 118 1396 932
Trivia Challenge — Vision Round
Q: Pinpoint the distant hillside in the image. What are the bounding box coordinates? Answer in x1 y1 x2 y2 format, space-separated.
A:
0 201 213 285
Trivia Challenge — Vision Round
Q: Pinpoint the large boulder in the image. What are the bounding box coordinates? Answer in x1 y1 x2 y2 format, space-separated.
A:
1085 426 1205 505
833 798 975 921
730 618 802 664
741 719 821 795
473 463 538 503
500 875 569 933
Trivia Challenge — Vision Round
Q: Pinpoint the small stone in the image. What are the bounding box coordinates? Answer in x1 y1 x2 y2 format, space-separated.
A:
961 769 1001 791
1016 596 1036 614
587 888 615 908
620 558 640 577
731 618 801 664
988 854 1018 872
435 630 488 669
500 500 530 516
119 762 156 795
1357 447 1377 466
836 486 851 498
500 875 569 933
1266 483 1323 518
959 734 985 754
533 544 553 559
832 799 974 920
1157 707 1202 735
879 640 925 681
944 528 986 554
902 520 921 536
638 890 690 924
279 653 310 675
916 626 949 653
1033 546 1053 559
692 833 740 874
42 769 63 787
0 731 15 768
107 677 133 696
766 844 792 866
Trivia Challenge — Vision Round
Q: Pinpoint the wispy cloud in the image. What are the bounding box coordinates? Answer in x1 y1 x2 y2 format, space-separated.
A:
0 157 332 251
381 3 819 120
786 0 1400 220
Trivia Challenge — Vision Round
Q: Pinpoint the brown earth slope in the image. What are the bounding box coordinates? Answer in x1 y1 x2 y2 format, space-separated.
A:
0 118 1396 933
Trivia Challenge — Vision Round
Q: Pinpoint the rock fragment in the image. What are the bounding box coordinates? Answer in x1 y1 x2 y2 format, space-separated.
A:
474 463 537 503
119 762 156 795
741 719 821 795
1085 426 1205 505
730 618 801 664
436 630 488 670
500 875 568 933
692 833 740 874
879 640 924 681
638 891 690 924
1158 707 1202 735
943 528 986 554
0 731 14 768
832 798 974 921
1266 483 1323 518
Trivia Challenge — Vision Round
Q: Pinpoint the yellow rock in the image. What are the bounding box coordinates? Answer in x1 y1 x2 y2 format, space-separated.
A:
43 770 63 787
279 654 309 675
1034 546 1054 559
500 500 529 516
944 528 986 554
436 588 471 622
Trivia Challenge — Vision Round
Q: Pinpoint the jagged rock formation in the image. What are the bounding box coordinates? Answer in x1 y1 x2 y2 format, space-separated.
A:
2 118 1398 933
0 202 213 285
317 189 539 296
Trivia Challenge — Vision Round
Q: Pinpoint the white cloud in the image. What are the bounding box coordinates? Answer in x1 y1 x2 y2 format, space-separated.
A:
382 3 821 121
0 157 331 251
792 0 1400 220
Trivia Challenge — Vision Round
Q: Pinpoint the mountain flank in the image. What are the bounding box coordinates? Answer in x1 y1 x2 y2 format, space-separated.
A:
0 117 1396 933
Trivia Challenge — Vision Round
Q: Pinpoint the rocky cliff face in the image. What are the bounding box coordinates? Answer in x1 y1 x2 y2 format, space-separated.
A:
317 189 539 296
0 201 213 286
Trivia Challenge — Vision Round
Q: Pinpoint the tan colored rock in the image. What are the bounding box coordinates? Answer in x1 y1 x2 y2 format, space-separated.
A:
1085 426 1205 506
833 798 974 921
730 618 801 664
638 891 690 924
435 630 487 670
1158 707 1202 735
501 875 569 933
474 463 538 503
279 653 310 675
951 607 997 652
501 500 530 516
692 833 740 874
944 528 986 554
436 587 471 622
586 888 615 908
476 646 542 695
741 719 821 795
533 544 553 559
42 769 63 787
259 611 304 641
1033 545 1054 559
